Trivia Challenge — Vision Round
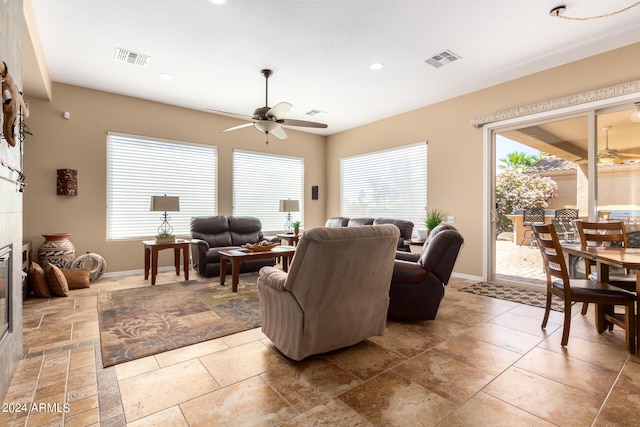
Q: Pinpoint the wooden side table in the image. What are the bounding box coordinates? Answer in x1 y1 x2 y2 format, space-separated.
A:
276 233 300 246
408 239 425 254
143 239 190 285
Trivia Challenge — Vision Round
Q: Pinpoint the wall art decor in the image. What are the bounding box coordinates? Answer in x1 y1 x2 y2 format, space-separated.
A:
0 58 28 173
57 169 78 196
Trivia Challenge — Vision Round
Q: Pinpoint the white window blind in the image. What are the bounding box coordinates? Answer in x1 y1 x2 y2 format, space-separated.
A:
340 142 427 229
233 150 303 232
107 133 217 239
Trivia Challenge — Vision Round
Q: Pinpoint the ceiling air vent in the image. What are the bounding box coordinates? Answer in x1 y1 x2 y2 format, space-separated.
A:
306 109 326 117
114 47 150 67
425 50 461 68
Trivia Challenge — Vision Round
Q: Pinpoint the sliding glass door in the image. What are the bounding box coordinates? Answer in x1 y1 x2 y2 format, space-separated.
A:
595 108 640 246
486 102 640 287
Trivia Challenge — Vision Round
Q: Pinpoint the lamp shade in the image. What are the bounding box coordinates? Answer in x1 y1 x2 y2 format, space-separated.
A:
150 195 180 212
279 199 300 212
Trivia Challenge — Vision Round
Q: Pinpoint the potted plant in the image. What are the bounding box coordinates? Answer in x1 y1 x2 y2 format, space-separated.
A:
424 209 446 233
292 221 301 236
155 231 175 243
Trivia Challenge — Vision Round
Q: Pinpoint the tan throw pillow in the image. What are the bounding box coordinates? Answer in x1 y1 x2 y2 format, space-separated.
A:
28 261 51 298
61 268 91 290
45 262 69 297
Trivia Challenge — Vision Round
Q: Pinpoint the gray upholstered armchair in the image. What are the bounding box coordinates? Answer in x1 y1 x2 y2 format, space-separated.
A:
388 224 464 321
257 224 400 361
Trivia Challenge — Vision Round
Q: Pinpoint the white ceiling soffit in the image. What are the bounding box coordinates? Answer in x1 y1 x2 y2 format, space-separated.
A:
26 0 640 136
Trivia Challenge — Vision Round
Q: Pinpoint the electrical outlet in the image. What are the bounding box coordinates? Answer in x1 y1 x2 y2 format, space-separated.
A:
447 215 455 224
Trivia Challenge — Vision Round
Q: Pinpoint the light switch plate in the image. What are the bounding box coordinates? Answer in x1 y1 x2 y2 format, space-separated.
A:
447 215 455 224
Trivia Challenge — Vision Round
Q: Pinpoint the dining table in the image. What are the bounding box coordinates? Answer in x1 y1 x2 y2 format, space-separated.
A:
562 244 640 353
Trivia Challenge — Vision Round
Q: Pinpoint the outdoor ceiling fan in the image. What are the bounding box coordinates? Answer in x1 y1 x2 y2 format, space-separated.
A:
598 126 640 164
214 69 327 143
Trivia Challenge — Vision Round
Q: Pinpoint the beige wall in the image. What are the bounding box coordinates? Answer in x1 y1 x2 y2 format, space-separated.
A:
547 172 579 211
24 83 326 272
326 42 640 277
545 166 640 213
23 44 640 277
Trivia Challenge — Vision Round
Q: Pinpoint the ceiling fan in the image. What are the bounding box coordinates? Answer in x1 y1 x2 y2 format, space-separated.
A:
598 126 640 164
215 69 327 143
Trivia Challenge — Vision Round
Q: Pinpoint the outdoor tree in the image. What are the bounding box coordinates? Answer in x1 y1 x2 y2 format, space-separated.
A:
499 151 546 172
495 168 558 233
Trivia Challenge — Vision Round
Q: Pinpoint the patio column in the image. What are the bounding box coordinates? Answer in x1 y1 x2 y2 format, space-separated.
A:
576 164 589 218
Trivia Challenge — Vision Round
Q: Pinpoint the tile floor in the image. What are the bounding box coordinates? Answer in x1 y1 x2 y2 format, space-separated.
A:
2 269 640 426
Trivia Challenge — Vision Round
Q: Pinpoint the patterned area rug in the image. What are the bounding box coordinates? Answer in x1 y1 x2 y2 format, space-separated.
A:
97 276 261 367
461 282 566 312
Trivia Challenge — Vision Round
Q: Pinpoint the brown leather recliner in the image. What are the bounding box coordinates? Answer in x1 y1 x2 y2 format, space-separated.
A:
388 224 464 321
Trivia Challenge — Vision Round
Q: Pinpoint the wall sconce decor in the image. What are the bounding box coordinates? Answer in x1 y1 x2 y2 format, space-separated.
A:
56 169 78 196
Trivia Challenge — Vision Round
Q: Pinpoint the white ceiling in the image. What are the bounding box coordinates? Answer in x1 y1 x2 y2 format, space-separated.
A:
27 0 640 136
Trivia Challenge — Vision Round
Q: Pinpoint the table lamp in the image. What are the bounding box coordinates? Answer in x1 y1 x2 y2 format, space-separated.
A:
150 195 180 237
279 199 299 234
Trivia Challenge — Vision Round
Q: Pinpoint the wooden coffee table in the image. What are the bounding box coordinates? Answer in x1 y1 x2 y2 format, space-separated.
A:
219 245 296 292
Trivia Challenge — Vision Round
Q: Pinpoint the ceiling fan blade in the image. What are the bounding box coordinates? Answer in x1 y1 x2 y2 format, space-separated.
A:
270 125 288 140
280 118 328 129
206 109 253 121
266 102 293 120
221 122 255 133
616 151 640 159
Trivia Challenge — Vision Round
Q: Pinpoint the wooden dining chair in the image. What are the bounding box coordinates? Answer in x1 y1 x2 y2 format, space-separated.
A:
575 220 635 315
531 223 636 352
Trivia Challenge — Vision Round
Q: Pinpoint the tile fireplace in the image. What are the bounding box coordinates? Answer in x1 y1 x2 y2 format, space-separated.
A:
0 244 11 343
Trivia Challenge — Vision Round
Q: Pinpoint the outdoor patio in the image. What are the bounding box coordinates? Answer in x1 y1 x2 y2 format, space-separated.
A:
495 239 546 287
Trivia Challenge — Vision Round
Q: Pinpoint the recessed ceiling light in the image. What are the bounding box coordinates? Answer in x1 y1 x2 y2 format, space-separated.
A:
158 73 173 80
369 62 384 71
208 0 227 5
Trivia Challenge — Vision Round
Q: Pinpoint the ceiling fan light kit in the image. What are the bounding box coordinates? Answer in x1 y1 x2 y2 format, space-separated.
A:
597 125 640 164
217 69 327 144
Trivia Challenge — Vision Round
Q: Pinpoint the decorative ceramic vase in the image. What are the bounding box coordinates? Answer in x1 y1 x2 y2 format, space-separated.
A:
38 233 76 268
72 252 107 282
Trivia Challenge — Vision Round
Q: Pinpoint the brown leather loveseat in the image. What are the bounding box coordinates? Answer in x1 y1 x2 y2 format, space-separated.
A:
190 216 276 277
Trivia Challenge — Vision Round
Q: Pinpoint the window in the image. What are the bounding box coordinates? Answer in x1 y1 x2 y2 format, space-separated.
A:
340 142 427 228
107 133 217 239
233 150 303 231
